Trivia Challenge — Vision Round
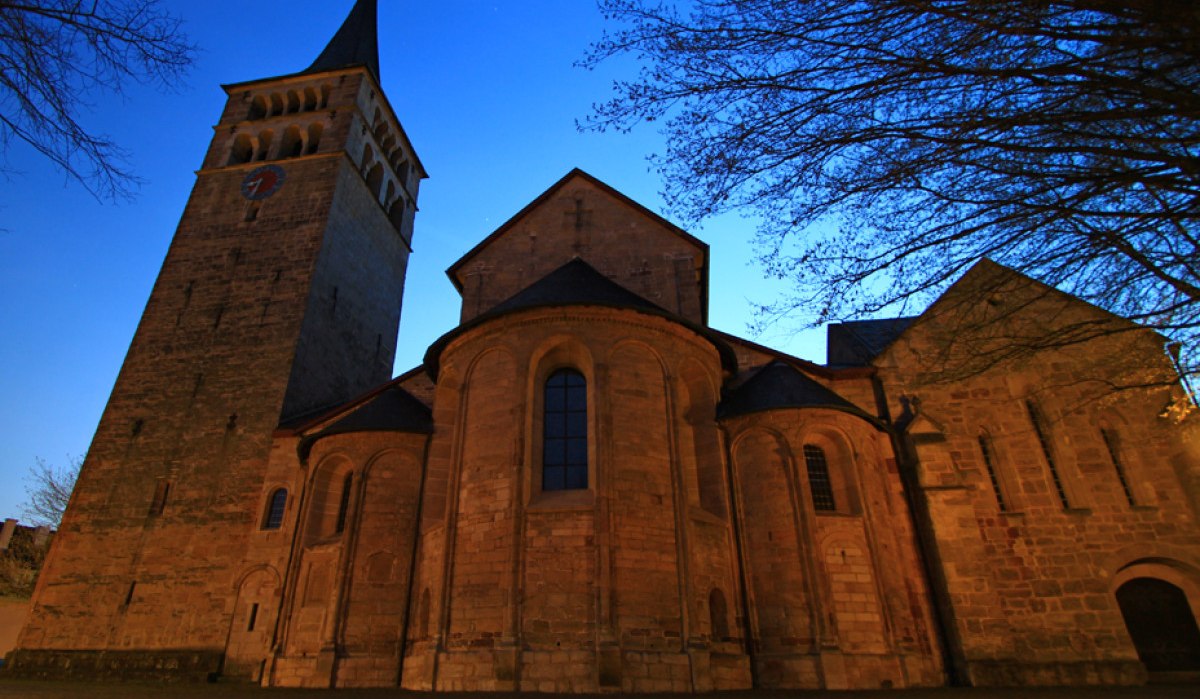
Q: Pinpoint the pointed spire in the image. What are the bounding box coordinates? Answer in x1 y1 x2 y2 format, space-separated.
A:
305 0 380 81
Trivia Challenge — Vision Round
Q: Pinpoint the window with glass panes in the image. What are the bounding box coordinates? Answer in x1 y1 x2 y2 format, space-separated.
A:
543 369 587 490
803 444 837 511
263 488 288 530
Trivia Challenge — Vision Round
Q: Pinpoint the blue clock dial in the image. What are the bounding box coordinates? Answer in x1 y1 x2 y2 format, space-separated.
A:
241 165 286 200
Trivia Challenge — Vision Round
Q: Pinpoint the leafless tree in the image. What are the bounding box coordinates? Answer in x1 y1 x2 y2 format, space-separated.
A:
22 454 80 528
583 1 1200 376
0 1 195 200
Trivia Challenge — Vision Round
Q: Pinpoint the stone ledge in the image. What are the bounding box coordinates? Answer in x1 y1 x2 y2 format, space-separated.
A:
1 648 224 683
965 658 1146 687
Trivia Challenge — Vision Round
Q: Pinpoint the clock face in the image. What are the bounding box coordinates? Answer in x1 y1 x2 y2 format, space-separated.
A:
241 165 286 200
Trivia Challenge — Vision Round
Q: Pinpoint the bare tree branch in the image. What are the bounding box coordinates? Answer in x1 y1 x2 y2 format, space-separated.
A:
0 0 195 201
22 454 80 528
582 0 1200 378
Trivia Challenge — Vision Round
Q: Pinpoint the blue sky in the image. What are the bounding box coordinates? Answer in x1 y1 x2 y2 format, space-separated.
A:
0 0 824 521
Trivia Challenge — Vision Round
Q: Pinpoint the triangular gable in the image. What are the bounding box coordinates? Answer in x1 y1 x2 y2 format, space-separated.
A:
446 169 711 325
424 257 738 381
869 258 1164 389
873 258 1150 367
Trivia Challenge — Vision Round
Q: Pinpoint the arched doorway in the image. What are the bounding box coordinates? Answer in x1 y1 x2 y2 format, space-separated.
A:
1116 577 1200 673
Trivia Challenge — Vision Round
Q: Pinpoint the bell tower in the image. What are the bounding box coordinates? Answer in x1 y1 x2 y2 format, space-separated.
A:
11 0 425 679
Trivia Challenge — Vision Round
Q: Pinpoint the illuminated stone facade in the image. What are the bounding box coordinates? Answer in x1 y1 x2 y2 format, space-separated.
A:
5 0 1199 691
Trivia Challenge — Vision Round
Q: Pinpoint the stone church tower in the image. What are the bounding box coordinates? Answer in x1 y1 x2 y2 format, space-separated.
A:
8 0 1200 690
12 0 424 678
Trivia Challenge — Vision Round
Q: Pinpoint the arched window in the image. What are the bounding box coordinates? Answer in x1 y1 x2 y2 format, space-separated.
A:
254 129 273 161
229 134 253 165
1101 428 1137 506
248 95 267 120
305 123 323 155
280 125 303 158
543 369 587 491
708 588 729 641
302 87 317 111
365 162 384 201
262 488 287 530
334 472 353 534
1026 400 1072 508
803 444 836 511
388 198 406 230
417 588 431 639
977 434 1008 511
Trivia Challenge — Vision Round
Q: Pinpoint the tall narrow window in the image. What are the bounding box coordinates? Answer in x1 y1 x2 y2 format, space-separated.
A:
543 369 587 491
149 479 170 517
1027 401 1071 508
709 588 729 641
262 488 287 530
335 472 353 534
1101 429 1137 506
803 444 836 511
978 435 1008 511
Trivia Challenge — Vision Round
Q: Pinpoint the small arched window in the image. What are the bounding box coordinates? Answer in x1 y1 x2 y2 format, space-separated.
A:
365 162 384 201
306 123 323 155
334 472 353 534
254 130 273 161
248 95 267 120
388 198 406 230
543 369 587 491
262 488 287 530
280 125 303 158
417 588 431 639
229 134 253 165
803 444 836 511
708 588 729 640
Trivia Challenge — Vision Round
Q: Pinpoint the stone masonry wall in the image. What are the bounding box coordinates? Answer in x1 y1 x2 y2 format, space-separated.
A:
876 268 1200 686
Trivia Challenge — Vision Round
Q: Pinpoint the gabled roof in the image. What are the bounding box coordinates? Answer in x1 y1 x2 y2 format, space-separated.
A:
424 257 737 379
304 0 380 82
717 361 880 428
869 257 1155 366
488 257 667 316
445 168 711 322
826 317 917 367
290 382 433 462
315 385 432 437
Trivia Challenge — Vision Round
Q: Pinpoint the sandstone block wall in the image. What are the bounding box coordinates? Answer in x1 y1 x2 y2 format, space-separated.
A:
403 307 751 692
876 268 1200 686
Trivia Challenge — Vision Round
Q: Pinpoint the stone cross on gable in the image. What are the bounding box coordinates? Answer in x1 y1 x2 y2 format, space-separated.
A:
564 197 593 232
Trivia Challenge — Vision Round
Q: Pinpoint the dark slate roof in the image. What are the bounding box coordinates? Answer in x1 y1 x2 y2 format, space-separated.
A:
305 0 380 81
826 317 917 367
717 361 875 423
315 385 433 437
424 258 737 379
488 257 668 316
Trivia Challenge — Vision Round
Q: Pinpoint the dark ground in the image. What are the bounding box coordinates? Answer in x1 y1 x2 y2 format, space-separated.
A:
1 680 1199 699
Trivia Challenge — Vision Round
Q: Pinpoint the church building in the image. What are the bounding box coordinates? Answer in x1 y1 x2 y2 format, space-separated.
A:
6 1 1200 691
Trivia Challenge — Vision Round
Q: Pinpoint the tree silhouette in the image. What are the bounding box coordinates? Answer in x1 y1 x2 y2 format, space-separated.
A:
22 454 80 528
0 0 195 200
584 1 1200 377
